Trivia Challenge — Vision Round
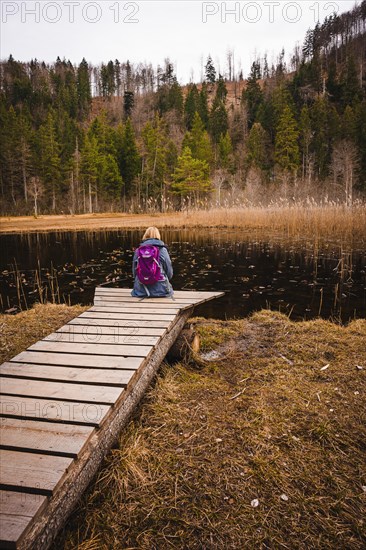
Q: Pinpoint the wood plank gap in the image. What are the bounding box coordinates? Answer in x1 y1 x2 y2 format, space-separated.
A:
0 414 102 428
5 360 142 373
0 445 77 459
25 349 146 359
0 484 52 498
44 333 161 346
0 373 128 388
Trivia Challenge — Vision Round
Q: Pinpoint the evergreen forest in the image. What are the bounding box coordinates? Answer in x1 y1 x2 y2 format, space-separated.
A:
0 1 365 215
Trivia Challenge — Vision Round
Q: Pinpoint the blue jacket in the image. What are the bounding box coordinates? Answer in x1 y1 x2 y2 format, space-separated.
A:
131 238 173 297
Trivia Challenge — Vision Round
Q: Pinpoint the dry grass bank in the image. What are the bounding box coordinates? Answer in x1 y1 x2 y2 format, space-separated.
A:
51 311 365 550
0 303 88 363
1 204 365 242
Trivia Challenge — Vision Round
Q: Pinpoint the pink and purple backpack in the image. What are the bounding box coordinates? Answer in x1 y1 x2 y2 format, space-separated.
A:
136 245 163 285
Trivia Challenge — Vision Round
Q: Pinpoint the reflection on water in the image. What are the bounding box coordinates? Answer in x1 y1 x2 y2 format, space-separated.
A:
0 229 365 321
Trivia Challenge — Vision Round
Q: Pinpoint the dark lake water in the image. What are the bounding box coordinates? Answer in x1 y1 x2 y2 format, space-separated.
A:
0 229 365 322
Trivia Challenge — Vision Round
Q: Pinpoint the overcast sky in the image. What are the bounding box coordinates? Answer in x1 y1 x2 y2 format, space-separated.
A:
0 0 356 83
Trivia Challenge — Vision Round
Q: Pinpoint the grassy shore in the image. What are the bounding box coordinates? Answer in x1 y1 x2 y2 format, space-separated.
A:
55 311 365 549
1 204 365 242
1 304 364 548
0 303 88 363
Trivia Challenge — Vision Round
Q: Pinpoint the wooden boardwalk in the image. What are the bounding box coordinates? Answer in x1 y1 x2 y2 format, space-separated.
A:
0 288 223 550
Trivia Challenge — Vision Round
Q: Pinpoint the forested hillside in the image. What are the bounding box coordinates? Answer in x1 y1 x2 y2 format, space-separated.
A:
0 1 365 215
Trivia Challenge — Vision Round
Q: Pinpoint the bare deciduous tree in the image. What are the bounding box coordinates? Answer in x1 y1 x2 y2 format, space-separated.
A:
29 177 43 217
331 140 359 207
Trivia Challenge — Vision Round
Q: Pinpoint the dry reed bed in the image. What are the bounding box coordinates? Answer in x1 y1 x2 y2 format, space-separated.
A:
179 204 366 242
51 310 366 550
1 204 365 242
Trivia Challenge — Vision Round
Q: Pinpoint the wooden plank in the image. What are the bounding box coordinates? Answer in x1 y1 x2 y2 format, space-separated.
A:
0 394 111 426
95 294 225 303
43 332 160 346
0 418 94 458
93 300 210 313
94 298 192 308
90 306 181 315
13 308 193 550
93 301 195 313
0 450 73 495
92 303 182 313
11 351 144 370
0 378 125 405
28 341 152 358
0 490 47 550
94 295 201 304
68 317 170 330
1 363 136 387
95 288 224 299
58 323 166 337
79 311 176 321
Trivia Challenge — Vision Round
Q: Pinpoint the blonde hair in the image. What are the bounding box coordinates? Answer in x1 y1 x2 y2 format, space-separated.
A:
142 226 161 240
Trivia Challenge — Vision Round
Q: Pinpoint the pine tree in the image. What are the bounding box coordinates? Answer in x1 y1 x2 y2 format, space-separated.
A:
341 105 356 140
168 79 184 114
89 113 118 157
156 66 183 116
308 52 322 94
3 55 32 107
198 82 209 129
340 54 362 107
64 65 78 119
246 123 269 172
205 55 216 84
100 64 109 97
209 98 228 144
184 84 199 130
77 58 91 118
242 61 263 128
311 97 340 179
119 118 140 193
99 153 123 201
106 61 116 96
218 131 233 170
256 96 276 143
1 106 22 204
215 75 228 103
182 112 213 165
37 110 62 210
123 90 134 119
141 116 170 201
171 146 211 207
272 83 294 125
274 104 300 175
115 59 122 95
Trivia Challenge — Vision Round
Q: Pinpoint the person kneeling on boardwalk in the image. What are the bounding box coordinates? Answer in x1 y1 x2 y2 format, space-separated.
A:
131 226 173 297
